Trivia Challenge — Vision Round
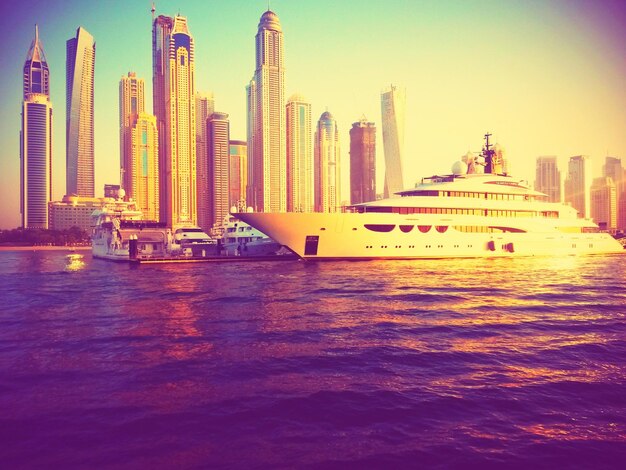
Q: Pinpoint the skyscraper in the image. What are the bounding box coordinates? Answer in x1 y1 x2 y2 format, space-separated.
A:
119 72 145 194
349 117 376 205
195 92 215 232
249 10 286 212
130 113 159 221
590 177 617 230
162 15 197 228
314 111 340 213
207 112 230 228
245 79 256 208
229 140 247 209
21 26 52 228
535 156 561 203
493 143 509 174
66 26 95 197
603 156 626 230
286 94 313 212
152 14 174 223
381 85 405 198
564 155 592 218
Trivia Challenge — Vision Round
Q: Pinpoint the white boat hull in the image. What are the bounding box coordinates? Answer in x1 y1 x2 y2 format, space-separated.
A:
237 212 624 260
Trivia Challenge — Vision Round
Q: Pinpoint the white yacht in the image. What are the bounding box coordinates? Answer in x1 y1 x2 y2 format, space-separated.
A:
237 138 623 260
213 208 284 256
92 195 169 261
170 227 218 257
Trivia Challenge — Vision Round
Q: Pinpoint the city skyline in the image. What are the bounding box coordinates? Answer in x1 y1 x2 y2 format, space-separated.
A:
1 0 626 228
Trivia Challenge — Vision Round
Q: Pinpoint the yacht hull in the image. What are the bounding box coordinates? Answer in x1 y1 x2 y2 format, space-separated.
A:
237 212 624 260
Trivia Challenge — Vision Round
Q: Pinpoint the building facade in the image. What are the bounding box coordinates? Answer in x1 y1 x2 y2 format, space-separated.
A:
229 140 247 210
207 113 230 228
152 14 174 224
66 26 95 197
249 10 286 212
286 94 313 212
314 111 340 213
161 15 197 228
245 79 256 207
381 85 405 198
131 113 159 221
603 156 625 231
21 26 52 229
535 156 561 203
49 195 106 232
590 177 617 231
119 72 145 194
195 92 215 233
564 155 592 219
349 117 376 205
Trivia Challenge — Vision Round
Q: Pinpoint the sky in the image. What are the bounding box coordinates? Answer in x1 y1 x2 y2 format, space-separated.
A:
1 0 625 229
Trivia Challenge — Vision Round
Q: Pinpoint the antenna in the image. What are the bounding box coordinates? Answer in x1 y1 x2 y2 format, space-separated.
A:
35 24 39 43
151 2 155 21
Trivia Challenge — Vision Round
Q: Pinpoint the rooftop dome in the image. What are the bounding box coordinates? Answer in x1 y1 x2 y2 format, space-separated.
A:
319 111 334 121
258 10 282 32
288 93 308 103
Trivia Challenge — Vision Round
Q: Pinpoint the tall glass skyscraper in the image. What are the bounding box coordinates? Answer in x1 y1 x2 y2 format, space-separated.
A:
229 140 247 209
66 26 95 197
535 156 562 203
564 155 592 219
249 10 286 212
195 92 215 233
603 156 626 230
349 117 376 205
314 111 340 213
207 112 230 228
21 26 52 228
131 113 159 221
160 15 197 228
381 85 405 198
119 72 145 194
286 94 313 213
152 14 174 224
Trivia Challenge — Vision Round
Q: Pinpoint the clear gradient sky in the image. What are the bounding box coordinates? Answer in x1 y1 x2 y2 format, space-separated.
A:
1 0 625 228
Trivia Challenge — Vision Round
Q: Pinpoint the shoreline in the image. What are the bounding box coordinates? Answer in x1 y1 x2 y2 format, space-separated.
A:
0 245 91 252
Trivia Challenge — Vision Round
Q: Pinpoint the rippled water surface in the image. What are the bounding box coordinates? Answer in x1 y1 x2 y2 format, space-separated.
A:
1 250 626 468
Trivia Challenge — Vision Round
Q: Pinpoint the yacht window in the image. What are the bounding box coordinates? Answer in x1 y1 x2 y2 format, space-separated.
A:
364 224 395 233
399 225 414 233
436 226 448 233
418 225 431 233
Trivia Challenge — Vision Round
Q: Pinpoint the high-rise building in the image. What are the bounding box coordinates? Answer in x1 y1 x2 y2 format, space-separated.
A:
535 156 561 203
249 10 286 212
66 26 95 197
195 92 215 232
229 140 247 209
286 94 313 212
349 117 376 205
381 85 405 198
207 113 230 228
160 15 197 228
493 143 509 174
564 155 592 218
21 26 52 229
603 156 626 230
152 14 174 223
131 113 159 221
119 72 145 194
314 111 340 213
245 79 256 207
590 177 617 230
